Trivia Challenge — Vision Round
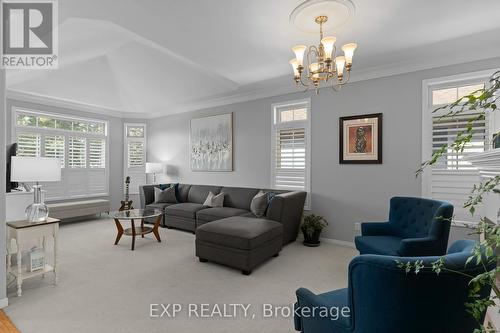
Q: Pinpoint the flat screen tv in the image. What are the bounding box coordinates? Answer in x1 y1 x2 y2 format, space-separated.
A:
6 143 18 192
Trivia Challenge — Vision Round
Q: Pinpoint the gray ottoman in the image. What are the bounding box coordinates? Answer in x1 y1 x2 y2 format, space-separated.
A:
195 217 283 275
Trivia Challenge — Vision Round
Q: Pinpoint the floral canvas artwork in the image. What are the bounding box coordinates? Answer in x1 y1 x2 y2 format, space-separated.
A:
190 113 233 171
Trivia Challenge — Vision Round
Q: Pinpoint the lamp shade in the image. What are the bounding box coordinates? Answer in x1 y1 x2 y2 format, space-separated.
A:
11 156 61 182
145 162 164 174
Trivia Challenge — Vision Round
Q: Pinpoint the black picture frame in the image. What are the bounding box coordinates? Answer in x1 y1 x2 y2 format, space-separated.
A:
339 113 383 164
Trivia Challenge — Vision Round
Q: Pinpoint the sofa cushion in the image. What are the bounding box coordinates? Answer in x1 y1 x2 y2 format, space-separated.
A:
221 187 260 210
165 203 207 219
355 235 402 256
146 202 175 211
177 184 191 202
188 185 222 204
196 216 283 250
197 207 250 222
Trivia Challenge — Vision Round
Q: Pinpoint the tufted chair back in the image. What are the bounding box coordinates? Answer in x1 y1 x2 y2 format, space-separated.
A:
389 196 453 239
295 240 495 333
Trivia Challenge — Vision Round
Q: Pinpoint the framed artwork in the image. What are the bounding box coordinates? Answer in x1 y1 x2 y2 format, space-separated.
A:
190 113 233 171
339 113 382 164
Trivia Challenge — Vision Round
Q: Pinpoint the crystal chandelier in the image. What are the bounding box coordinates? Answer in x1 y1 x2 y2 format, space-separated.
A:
290 15 357 93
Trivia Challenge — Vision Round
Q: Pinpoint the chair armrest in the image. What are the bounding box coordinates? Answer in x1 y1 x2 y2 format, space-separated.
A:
399 237 441 257
293 302 302 332
361 222 394 236
295 288 352 333
139 185 159 209
266 191 307 244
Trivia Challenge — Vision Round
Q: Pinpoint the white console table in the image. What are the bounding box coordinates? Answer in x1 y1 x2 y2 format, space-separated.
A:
6 218 59 297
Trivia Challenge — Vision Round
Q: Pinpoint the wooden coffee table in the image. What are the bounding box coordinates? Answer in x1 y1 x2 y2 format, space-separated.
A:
112 209 163 250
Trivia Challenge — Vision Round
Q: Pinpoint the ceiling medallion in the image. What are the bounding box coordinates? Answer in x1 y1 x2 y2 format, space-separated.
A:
289 0 358 93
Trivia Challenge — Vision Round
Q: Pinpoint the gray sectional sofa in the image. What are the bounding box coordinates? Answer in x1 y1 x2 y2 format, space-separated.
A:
139 184 307 274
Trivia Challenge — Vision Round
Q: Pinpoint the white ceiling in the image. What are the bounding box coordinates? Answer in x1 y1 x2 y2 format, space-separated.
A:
7 0 500 118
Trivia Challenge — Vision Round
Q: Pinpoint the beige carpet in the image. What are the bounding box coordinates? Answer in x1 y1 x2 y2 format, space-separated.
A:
5 218 356 333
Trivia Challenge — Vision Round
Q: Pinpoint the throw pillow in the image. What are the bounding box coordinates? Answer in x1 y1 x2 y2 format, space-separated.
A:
203 191 225 207
172 183 180 202
203 191 215 206
250 190 268 217
211 193 224 207
154 186 178 203
267 192 277 204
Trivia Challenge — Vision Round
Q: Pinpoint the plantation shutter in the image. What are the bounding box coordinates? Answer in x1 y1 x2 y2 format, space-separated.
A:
89 139 105 168
44 135 65 167
431 111 487 222
43 136 66 198
127 142 144 168
124 123 147 195
274 128 306 190
17 133 41 157
69 137 86 168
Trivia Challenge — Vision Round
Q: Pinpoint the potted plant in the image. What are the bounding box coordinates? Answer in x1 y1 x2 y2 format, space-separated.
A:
301 214 328 247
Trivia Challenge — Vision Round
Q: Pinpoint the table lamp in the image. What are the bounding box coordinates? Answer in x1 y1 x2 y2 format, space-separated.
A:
145 162 164 184
11 156 61 222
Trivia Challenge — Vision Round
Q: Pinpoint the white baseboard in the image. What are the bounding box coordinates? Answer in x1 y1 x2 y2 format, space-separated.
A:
0 297 8 309
296 234 356 249
320 237 356 249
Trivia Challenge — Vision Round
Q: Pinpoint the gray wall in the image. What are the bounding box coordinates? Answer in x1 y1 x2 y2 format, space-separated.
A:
148 56 500 243
6 99 125 211
1 69 7 304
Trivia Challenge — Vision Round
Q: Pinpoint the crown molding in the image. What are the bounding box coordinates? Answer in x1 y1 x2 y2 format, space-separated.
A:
147 54 500 119
6 89 147 119
7 52 500 120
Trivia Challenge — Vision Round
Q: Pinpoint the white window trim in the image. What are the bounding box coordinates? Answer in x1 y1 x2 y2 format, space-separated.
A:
124 123 147 195
271 98 311 209
421 69 499 225
11 107 110 201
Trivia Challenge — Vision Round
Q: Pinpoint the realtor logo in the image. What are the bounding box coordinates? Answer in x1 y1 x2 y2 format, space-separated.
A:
2 0 58 69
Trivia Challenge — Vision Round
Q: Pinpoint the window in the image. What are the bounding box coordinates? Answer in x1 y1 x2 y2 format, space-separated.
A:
422 71 494 224
271 99 311 208
432 83 485 106
12 108 109 200
124 123 147 195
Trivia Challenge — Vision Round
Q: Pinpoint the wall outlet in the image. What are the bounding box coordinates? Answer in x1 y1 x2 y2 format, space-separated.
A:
354 222 361 232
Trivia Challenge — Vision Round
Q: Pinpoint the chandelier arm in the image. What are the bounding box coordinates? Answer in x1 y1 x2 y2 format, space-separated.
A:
331 71 351 92
299 75 311 87
343 70 351 84
307 45 319 73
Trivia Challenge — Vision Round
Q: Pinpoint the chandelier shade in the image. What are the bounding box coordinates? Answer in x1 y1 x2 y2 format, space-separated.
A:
292 45 307 66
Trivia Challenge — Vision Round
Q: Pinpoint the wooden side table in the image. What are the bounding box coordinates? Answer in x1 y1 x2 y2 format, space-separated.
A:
6 217 60 297
112 209 163 251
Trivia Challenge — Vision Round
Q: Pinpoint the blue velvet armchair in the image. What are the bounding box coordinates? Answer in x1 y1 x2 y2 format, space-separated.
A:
355 197 453 256
294 240 495 333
